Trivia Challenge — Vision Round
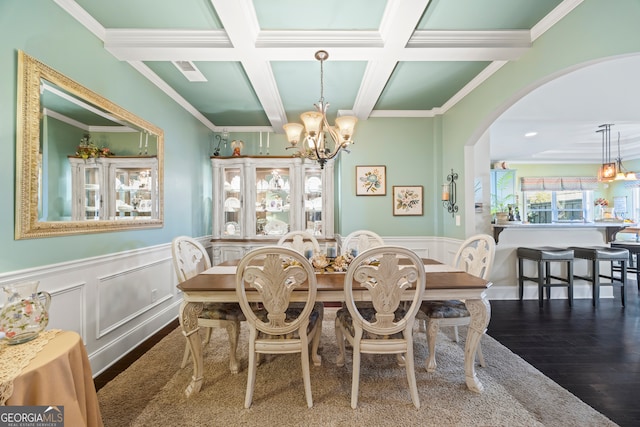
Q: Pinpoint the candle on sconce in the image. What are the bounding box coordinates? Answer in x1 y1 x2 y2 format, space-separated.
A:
139 132 142 149
259 132 262 148
145 132 149 148
441 184 450 201
267 132 270 148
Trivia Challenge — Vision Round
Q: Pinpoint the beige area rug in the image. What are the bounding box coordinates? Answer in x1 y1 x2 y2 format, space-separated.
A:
98 308 617 427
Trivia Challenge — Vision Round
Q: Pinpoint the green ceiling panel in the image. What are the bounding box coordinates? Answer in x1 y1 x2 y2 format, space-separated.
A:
272 60 366 122
253 0 386 30
75 0 222 29
376 61 490 110
418 0 564 30
145 61 268 126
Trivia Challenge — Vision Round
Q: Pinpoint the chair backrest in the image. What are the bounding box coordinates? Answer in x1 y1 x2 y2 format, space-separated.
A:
453 234 495 280
344 245 426 336
341 230 384 256
171 236 212 283
236 246 317 336
277 231 321 256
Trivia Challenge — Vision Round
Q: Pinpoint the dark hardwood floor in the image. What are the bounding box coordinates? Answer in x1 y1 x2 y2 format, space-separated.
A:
95 283 640 426
487 281 640 427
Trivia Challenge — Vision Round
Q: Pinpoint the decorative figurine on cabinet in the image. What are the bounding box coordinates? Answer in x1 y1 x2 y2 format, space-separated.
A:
231 140 244 156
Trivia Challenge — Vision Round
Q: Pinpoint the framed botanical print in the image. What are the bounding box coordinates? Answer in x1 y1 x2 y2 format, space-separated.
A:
393 185 423 216
356 166 386 196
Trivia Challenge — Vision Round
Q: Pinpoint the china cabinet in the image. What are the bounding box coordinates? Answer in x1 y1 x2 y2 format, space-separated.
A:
69 156 159 221
211 156 334 264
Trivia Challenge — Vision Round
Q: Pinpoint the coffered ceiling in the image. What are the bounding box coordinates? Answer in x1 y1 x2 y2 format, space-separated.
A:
55 0 637 163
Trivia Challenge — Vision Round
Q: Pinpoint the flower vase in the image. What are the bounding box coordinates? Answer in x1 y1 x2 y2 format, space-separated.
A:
595 204 604 221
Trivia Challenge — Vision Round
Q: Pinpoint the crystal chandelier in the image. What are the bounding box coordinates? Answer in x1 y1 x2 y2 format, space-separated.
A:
283 50 358 169
597 123 636 182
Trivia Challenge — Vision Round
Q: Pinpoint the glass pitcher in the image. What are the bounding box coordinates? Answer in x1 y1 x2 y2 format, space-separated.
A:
0 281 51 345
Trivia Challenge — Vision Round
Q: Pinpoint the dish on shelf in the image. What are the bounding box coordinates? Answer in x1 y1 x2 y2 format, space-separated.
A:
225 221 239 235
305 197 322 211
263 219 288 235
305 176 322 193
224 197 241 212
230 176 241 191
137 199 152 212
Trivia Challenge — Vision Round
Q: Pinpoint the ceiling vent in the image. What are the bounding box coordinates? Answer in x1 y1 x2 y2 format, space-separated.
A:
172 61 207 82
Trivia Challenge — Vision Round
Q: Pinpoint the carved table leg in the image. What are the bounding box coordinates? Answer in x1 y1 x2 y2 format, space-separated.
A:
179 300 203 397
463 298 491 393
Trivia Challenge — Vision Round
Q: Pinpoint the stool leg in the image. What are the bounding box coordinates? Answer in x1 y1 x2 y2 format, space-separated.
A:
545 261 552 300
518 257 524 300
538 261 545 308
592 259 600 307
567 260 573 307
621 260 627 307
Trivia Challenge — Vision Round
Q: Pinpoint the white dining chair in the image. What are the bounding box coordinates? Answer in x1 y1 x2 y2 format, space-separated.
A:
235 246 324 408
417 233 495 372
277 230 321 257
335 245 426 409
171 236 245 374
340 230 384 256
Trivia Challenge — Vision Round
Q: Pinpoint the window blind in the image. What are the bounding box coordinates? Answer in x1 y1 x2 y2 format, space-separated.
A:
520 177 598 191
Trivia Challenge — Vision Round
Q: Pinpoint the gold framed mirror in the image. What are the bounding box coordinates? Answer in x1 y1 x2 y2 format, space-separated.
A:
16 51 164 239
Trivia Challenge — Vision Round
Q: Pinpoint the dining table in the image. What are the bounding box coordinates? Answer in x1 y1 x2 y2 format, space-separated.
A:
177 258 492 397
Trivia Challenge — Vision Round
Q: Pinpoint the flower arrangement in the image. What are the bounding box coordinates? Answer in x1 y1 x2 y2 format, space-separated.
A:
594 198 609 207
76 134 112 159
283 253 355 273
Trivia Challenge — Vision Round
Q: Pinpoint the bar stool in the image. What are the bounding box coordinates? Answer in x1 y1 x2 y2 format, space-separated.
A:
569 246 629 307
517 247 574 307
610 241 640 289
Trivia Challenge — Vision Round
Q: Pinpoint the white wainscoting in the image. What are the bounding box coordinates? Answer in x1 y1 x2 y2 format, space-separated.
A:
0 239 193 377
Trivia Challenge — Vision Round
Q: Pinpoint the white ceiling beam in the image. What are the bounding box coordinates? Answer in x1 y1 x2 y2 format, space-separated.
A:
104 28 532 62
210 0 289 132
352 0 432 119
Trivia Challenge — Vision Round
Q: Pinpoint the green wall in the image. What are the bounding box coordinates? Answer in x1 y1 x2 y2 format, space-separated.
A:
335 117 438 236
0 1 212 272
440 0 640 238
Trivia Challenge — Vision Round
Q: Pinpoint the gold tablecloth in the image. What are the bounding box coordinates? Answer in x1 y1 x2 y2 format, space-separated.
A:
1 330 104 427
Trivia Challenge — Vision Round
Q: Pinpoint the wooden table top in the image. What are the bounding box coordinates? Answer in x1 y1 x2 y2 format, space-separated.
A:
177 258 490 293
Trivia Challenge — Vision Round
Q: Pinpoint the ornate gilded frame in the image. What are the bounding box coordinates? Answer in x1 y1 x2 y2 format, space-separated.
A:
15 51 164 239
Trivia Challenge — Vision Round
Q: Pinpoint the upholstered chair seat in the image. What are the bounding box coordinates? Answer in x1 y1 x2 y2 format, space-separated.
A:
172 236 245 374
417 234 494 373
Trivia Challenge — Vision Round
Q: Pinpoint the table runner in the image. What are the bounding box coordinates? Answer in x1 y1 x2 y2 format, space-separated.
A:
0 329 62 405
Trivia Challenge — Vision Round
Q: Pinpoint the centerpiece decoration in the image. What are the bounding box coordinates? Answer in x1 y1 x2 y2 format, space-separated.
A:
76 133 112 159
283 253 355 273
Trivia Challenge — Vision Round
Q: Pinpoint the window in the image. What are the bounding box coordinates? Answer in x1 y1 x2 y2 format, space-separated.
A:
523 190 592 223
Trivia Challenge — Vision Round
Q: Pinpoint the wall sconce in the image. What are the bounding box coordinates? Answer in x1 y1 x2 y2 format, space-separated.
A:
442 168 458 217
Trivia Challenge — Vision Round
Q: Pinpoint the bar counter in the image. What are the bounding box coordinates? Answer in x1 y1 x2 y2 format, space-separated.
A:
488 222 636 297
492 222 632 244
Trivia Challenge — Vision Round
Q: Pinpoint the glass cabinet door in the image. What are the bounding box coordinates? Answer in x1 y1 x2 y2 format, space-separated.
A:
83 165 101 220
256 167 291 236
223 167 242 236
113 167 154 219
304 167 323 235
